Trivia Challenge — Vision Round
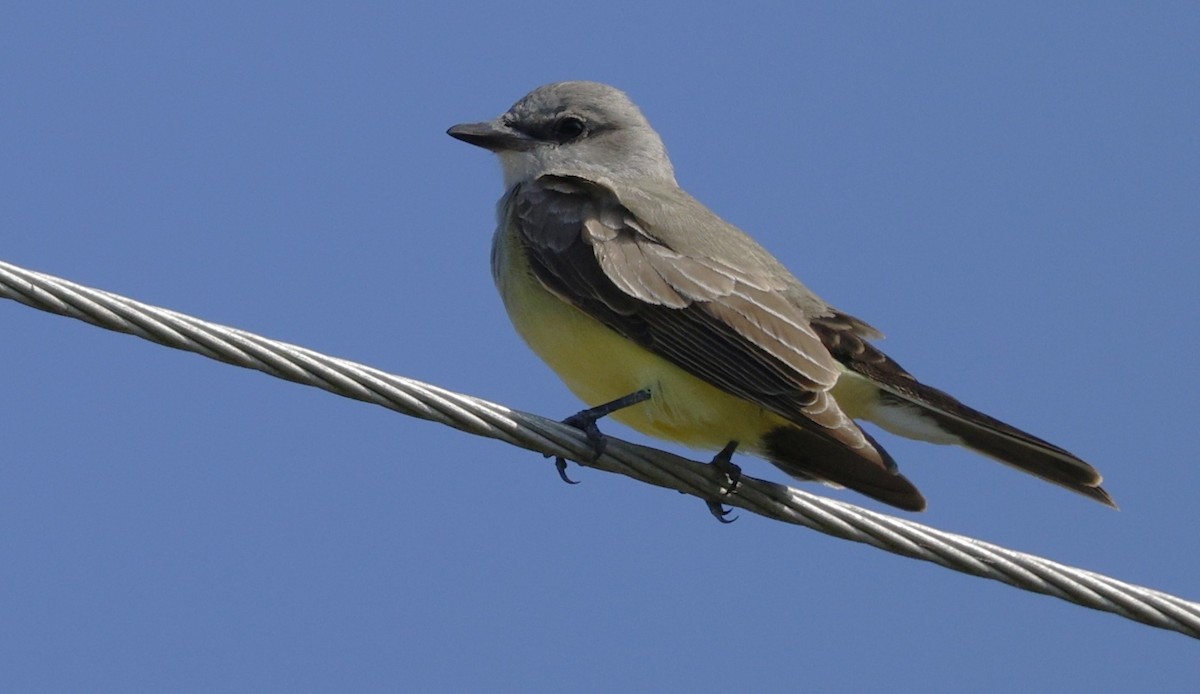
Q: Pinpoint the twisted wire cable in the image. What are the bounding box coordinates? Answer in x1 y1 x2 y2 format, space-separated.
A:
3 258 1197 639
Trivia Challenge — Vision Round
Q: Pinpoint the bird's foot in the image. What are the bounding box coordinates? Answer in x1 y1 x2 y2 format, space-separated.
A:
547 389 652 484
704 440 742 523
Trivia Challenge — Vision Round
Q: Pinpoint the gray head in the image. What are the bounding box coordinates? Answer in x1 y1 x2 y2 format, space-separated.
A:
448 81 676 188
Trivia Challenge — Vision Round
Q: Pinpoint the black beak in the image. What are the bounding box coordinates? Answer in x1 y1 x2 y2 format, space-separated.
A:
447 120 534 152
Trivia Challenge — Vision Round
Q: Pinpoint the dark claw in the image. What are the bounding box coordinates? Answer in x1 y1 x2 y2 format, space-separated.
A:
555 456 580 485
706 499 737 523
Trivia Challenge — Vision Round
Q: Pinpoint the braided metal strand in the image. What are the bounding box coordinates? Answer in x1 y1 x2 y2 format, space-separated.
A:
3 259 1198 639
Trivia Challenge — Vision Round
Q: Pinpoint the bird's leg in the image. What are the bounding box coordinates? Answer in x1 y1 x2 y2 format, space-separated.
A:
550 389 652 484
705 440 742 523
711 440 743 490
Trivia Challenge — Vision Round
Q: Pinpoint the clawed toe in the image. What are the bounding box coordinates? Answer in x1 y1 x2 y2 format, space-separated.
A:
705 499 737 523
547 389 652 484
702 440 742 522
554 456 581 485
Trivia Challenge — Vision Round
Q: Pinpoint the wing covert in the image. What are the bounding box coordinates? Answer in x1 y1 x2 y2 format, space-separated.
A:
510 174 866 448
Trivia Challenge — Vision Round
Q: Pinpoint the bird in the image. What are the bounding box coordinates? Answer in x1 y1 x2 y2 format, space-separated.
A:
447 81 1113 512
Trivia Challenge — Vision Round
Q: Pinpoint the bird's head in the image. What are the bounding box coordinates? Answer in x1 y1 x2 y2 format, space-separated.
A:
448 81 677 189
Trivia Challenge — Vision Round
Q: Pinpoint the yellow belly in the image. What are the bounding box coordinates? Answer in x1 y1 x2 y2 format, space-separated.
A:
492 226 788 452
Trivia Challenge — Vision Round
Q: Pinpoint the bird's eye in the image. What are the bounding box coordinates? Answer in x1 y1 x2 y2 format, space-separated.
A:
553 116 586 141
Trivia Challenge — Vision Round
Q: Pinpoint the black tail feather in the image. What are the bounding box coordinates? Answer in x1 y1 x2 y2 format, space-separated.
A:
762 425 927 512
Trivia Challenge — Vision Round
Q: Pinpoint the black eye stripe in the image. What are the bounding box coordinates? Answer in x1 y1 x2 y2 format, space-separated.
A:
509 115 592 143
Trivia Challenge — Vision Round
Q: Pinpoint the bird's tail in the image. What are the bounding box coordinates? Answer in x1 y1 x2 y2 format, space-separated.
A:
868 378 1116 508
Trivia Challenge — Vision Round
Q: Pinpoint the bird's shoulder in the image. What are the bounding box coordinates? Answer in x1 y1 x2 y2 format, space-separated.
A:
509 173 832 308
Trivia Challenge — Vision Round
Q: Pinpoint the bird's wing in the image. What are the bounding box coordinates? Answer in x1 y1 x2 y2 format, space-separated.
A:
510 174 887 468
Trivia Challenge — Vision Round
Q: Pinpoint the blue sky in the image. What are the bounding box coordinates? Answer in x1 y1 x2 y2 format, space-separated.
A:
3 2 1199 691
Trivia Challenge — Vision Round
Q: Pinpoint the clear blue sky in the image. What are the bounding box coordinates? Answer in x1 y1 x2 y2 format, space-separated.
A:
3 3 1198 691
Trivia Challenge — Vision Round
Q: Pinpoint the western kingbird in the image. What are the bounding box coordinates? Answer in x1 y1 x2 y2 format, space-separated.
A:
448 81 1113 512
